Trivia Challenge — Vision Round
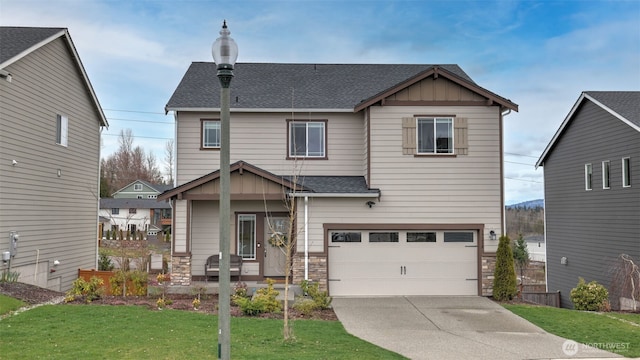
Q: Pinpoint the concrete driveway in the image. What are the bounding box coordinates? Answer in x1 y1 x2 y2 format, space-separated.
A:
332 296 622 360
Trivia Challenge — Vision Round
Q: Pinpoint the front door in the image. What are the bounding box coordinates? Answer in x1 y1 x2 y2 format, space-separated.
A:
264 217 288 277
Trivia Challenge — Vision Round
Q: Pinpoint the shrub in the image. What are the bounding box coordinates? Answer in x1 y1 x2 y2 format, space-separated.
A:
570 277 609 311
492 235 518 301
110 270 148 296
231 282 248 305
236 278 281 316
0 270 20 283
300 280 332 310
65 276 104 303
292 298 317 316
98 249 114 271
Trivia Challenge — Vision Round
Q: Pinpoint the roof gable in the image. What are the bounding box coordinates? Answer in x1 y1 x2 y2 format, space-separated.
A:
0 26 108 127
536 91 640 167
166 63 517 113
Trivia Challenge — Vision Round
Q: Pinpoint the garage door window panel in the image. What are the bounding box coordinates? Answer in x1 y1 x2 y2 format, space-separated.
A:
369 232 399 243
407 232 436 242
443 232 474 243
331 232 361 243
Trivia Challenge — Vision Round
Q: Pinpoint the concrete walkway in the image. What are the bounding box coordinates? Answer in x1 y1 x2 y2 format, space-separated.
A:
332 296 623 360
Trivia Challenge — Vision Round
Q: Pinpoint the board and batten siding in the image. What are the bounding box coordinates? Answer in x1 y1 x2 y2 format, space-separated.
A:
543 100 640 308
367 106 503 252
175 111 366 186
0 37 102 291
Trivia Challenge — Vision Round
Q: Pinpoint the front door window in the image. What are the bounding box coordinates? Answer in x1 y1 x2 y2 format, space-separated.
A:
237 214 256 260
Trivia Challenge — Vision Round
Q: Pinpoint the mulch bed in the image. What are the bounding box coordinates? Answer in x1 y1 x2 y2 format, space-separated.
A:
0 282 338 321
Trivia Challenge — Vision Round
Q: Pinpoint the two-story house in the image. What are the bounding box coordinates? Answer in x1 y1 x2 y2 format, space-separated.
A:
100 180 172 237
159 63 518 295
536 91 640 308
0 27 107 291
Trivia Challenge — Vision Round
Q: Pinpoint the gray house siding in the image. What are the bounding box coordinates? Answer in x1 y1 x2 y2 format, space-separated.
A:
0 36 103 291
544 99 640 308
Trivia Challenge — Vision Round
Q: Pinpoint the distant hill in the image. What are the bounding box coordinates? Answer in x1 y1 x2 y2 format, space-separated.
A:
506 199 544 209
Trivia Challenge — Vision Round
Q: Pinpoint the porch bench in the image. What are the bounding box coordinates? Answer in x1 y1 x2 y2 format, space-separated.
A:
205 254 242 281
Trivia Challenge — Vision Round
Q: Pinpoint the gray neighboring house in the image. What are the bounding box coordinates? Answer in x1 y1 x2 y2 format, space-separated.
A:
536 91 640 308
0 27 107 291
161 62 518 295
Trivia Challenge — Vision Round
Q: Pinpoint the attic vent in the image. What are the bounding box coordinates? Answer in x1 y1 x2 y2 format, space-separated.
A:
235 96 239 103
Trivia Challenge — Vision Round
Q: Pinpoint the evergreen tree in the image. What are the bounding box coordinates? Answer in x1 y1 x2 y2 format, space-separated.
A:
493 235 518 301
512 233 529 292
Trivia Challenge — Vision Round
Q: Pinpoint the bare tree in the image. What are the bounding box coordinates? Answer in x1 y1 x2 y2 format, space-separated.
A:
164 139 174 185
100 129 164 196
609 254 640 311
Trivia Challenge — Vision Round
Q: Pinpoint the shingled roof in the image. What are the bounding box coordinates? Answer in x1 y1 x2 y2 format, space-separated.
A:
536 91 640 167
166 62 479 111
0 27 64 64
584 91 640 127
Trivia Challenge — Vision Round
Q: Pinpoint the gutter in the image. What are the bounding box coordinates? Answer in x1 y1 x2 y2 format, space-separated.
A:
289 192 379 198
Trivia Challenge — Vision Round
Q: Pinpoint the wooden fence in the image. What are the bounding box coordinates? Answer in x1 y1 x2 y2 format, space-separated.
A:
522 291 561 307
78 269 115 295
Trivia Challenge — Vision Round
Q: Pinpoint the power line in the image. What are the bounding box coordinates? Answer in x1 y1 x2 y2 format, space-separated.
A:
505 160 535 166
504 176 543 184
102 133 173 140
505 152 539 159
104 108 166 115
108 117 174 124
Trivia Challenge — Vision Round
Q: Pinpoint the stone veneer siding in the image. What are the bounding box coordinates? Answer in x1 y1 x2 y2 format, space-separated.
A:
481 254 497 296
171 255 192 286
292 253 327 291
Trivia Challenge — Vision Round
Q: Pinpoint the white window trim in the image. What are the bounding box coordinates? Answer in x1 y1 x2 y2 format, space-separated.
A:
622 157 631 188
602 160 610 189
202 120 221 149
134 184 143 191
237 214 257 260
585 163 592 191
56 114 68 147
416 117 454 155
289 121 326 158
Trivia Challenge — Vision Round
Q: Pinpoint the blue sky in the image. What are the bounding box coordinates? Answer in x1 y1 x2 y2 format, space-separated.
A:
3 0 639 204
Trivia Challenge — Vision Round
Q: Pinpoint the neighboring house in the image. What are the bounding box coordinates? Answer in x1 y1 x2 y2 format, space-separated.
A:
536 91 640 308
99 180 172 237
0 27 108 291
159 63 518 295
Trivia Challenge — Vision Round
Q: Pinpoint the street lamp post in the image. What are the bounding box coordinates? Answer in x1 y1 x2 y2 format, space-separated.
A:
212 20 237 360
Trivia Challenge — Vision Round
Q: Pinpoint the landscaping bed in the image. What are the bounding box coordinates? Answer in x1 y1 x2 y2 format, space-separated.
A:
0 281 338 321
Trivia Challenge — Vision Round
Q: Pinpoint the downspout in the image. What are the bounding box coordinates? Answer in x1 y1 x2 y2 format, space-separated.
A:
96 126 104 270
500 108 512 236
304 196 309 280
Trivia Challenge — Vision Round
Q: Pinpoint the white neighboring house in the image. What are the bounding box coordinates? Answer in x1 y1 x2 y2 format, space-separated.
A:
99 180 172 237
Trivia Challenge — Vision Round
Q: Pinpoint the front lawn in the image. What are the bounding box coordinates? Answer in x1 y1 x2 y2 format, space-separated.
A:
504 304 640 357
0 294 26 315
0 304 406 359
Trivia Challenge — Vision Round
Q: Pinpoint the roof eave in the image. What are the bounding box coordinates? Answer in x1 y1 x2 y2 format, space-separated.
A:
165 107 353 113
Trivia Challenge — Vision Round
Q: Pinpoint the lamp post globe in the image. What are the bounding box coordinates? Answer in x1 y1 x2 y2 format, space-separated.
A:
212 20 238 87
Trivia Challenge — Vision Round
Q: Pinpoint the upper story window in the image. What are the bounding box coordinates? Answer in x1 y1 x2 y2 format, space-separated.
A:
622 157 631 187
56 114 68 147
402 116 467 156
288 120 326 158
129 208 137 214
112 208 120 215
417 117 453 154
602 161 610 189
585 163 593 190
134 183 143 191
201 120 221 149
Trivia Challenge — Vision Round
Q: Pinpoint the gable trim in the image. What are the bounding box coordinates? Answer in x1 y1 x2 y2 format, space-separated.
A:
354 66 518 113
536 92 640 168
158 161 303 201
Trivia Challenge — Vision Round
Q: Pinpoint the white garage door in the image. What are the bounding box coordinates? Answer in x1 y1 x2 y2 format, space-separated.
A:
328 230 478 296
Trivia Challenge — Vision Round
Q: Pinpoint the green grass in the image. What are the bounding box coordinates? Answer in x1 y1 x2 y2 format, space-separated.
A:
504 304 640 357
0 304 406 359
0 294 26 315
